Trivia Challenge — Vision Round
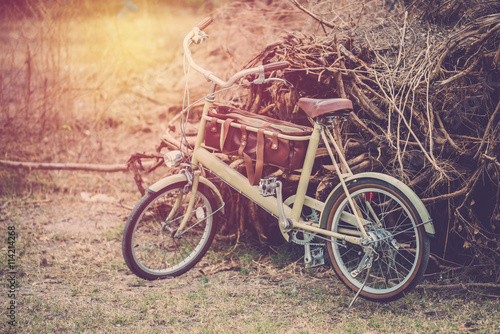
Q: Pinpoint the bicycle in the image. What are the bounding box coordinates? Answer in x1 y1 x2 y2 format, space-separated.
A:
122 18 436 303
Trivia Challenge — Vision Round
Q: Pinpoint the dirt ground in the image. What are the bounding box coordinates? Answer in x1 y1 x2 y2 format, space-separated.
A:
3 169 500 333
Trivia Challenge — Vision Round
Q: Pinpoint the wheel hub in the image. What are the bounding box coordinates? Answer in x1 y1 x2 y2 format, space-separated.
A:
366 228 397 251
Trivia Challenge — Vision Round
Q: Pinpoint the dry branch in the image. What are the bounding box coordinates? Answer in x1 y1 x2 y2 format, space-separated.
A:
288 0 336 29
474 99 500 160
230 0 500 276
121 0 500 279
0 159 129 172
416 283 500 291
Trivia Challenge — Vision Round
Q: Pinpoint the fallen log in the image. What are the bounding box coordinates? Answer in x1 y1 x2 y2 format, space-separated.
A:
0 158 161 173
0 159 129 172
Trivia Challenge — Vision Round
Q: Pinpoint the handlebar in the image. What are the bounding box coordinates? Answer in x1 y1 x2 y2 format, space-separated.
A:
183 17 289 88
197 17 213 30
262 61 290 72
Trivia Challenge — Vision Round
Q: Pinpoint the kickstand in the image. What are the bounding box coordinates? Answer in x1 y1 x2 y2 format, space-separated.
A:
346 264 372 318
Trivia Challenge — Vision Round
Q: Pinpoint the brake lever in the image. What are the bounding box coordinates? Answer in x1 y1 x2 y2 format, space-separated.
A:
252 76 290 86
262 78 289 85
191 29 208 45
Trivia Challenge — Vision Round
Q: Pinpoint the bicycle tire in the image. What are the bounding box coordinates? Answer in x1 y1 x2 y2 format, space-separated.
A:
325 178 430 302
122 181 218 280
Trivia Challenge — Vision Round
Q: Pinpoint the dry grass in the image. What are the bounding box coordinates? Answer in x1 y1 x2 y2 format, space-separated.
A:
2 188 500 333
0 1 200 166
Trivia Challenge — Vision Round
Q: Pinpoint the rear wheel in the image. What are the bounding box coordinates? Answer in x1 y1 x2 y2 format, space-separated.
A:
326 179 430 302
122 182 218 280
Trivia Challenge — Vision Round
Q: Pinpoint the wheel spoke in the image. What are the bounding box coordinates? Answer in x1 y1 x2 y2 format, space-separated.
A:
122 183 217 279
327 180 429 301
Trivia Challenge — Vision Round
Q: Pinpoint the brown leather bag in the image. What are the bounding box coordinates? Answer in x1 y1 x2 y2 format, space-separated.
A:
204 105 313 185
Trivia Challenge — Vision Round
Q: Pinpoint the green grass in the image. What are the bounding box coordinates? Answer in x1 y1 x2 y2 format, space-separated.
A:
7 202 496 334
7 190 497 333
10 202 488 334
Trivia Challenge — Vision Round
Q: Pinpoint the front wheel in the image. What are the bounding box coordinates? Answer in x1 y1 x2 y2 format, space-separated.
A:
122 182 218 280
326 178 430 302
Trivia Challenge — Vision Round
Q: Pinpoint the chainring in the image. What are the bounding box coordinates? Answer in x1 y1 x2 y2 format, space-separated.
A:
289 207 321 245
290 229 316 245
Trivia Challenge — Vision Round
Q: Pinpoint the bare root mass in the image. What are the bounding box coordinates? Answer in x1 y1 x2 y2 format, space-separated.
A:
152 0 500 280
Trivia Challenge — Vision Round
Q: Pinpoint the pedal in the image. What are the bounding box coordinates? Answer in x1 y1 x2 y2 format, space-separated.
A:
311 247 325 267
259 176 277 197
304 245 325 268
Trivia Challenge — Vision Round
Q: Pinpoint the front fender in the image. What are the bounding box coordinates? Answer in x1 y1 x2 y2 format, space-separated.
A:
319 172 435 237
147 173 225 214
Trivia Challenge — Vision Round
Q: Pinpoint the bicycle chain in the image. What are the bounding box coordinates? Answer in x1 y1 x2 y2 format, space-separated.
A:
290 229 324 246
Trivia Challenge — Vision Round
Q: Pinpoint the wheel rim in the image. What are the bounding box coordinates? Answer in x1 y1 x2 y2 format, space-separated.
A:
131 188 213 276
330 185 421 296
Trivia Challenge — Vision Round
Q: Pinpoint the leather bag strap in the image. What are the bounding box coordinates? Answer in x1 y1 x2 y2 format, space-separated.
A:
244 125 266 186
238 125 247 156
221 118 234 150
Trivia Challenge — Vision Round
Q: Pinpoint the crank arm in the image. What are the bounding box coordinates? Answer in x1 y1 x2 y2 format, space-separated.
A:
259 178 292 231
275 181 293 231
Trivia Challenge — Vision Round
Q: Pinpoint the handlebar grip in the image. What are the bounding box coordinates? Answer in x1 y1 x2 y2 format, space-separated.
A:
262 61 290 72
197 17 213 30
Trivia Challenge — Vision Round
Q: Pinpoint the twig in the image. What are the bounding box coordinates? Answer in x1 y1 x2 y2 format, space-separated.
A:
1 201 11 210
132 91 164 105
25 44 31 121
395 11 408 69
117 199 134 211
422 168 481 204
288 0 336 29
474 99 500 160
435 111 462 154
349 112 378 138
408 170 431 188
438 54 482 86
482 154 500 168
338 44 370 70
493 43 500 68
417 283 500 291
349 83 386 121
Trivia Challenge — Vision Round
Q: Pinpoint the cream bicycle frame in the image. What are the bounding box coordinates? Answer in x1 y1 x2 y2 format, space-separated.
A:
172 21 435 246
121 18 437 307
177 84 365 246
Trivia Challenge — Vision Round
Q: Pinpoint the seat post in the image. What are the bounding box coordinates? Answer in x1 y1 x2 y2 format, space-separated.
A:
290 122 322 221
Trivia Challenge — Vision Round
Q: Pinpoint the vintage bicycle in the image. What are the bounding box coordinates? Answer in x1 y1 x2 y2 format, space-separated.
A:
122 18 435 303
